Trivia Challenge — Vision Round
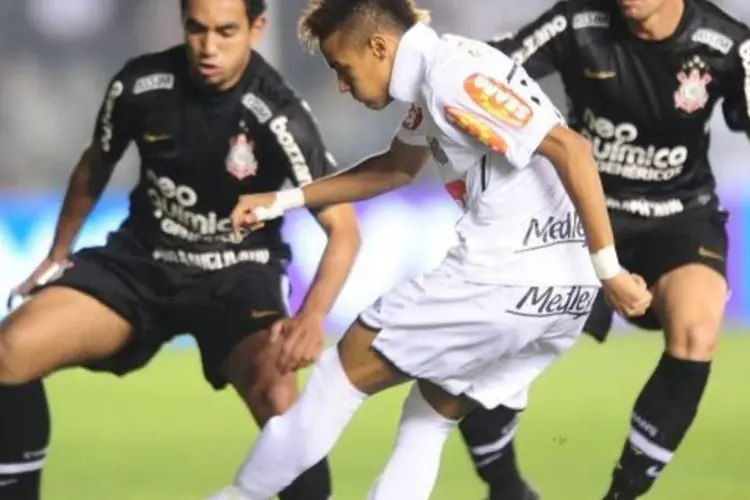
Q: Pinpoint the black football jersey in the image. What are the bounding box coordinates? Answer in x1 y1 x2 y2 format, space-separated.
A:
489 0 750 218
92 45 335 269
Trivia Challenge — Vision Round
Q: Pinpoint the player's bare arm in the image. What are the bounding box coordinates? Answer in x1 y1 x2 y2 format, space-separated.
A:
230 137 430 233
273 203 360 372
10 145 115 301
537 125 651 318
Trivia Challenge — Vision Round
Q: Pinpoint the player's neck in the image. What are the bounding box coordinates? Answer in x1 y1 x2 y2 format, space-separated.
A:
628 0 685 41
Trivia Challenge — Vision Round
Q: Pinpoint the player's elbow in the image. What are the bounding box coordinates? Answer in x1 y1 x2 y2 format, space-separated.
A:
318 205 362 249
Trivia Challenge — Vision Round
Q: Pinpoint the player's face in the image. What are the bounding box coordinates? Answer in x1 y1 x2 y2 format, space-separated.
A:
320 31 394 110
183 0 266 90
616 0 682 22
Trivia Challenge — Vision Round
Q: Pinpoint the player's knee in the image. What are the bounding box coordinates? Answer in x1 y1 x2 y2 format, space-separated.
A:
0 334 37 385
666 321 719 361
246 375 297 423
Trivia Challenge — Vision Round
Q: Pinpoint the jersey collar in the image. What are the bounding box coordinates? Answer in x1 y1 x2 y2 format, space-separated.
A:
389 23 439 103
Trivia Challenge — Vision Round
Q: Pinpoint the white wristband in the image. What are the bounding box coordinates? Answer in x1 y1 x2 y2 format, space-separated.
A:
252 188 306 222
275 188 305 211
590 245 621 280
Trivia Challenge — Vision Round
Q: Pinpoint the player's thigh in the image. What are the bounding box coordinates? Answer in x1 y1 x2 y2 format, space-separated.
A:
184 263 293 398
468 299 590 411
653 264 727 361
0 287 132 383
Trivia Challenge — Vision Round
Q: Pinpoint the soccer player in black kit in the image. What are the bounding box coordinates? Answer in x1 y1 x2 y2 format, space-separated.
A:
0 0 360 499
457 0 750 499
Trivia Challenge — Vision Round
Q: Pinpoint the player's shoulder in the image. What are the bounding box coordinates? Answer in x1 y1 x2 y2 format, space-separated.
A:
426 34 513 89
685 0 750 60
244 52 306 118
545 0 614 27
691 0 750 37
112 45 184 99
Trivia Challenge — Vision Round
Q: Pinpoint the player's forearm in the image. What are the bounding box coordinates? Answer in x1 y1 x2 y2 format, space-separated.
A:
298 219 361 318
49 147 113 259
301 151 412 209
544 130 614 253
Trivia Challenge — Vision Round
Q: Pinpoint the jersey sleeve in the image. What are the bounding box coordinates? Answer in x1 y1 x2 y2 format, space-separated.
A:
721 37 750 133
486 1 574 80
92 63 140 165
395 102 429 146
431 54 565 169
268 99 337 186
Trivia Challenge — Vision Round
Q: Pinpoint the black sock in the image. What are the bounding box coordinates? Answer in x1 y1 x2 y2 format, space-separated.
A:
278 458 331 500
605 352 710 499
582 291 613 343
0 381 50 500
459 405 529 499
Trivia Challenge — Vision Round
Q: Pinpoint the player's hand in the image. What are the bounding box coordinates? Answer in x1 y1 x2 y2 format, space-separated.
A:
601 271 652 319
7 257 70 310
230 192 280 240
270 312 325 372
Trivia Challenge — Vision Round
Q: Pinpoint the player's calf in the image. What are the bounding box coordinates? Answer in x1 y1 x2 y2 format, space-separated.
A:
605 265 724 499
0 382 50 500
459 405 539 500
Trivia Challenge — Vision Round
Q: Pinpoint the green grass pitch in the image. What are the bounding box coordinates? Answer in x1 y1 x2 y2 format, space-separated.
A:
43 332 750 499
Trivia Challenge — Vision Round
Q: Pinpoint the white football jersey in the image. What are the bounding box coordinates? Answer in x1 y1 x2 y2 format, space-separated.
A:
390 24 598 286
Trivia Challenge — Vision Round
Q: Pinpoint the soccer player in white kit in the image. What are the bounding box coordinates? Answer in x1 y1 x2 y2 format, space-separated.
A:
210 1 653 499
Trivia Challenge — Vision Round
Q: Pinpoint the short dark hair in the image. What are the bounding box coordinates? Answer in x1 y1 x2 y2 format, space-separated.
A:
180 0 266 21
298 0 430 53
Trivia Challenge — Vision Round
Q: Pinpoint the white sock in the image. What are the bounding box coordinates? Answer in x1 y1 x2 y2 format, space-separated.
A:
367 383 458 500
233 347 367 499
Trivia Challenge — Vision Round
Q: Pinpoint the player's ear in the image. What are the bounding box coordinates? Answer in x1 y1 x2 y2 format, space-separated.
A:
368 34 388 61
249 14 267 43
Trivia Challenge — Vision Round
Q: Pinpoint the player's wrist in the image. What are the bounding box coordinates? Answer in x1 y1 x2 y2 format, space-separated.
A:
590 245 621 280
274 188 305 212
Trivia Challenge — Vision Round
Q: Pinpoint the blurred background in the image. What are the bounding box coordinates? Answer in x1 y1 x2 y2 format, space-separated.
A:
0 2 749 499
2 0 750 333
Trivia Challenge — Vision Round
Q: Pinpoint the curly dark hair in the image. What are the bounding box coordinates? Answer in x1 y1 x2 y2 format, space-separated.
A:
298 0 430 53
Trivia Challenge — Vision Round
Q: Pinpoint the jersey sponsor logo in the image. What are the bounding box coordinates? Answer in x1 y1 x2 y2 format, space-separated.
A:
511 14 567 64
99 80 123 153
269 116 312 185
581 109 688 182
444 106 508 153
740 40 750 119
464 73 533 128
132 73 174 95
605 196 684 217
518 211 586 252
226 133 258 180
242 92 273 124
691 28 734 55
152 248 271 270
402 103 423 131
572 11 610 30
443 179 468 210
674 57 712 114
145 170 233 242
509 285 597 319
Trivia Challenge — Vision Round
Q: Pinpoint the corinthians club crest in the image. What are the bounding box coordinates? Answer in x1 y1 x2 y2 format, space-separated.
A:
674 56 712 114
226 133 258 180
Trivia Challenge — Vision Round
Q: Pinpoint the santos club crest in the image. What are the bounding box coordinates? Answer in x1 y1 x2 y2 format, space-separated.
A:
674 56 712 114
226 133 258 180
